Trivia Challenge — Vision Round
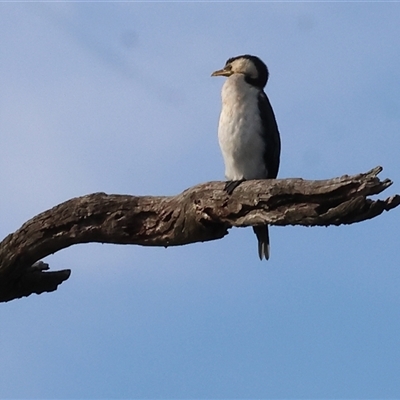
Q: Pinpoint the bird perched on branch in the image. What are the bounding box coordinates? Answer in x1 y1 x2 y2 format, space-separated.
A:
212 54 281 260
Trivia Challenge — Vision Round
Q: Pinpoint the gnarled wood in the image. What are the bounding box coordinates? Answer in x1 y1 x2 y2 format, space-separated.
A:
0 166 399 302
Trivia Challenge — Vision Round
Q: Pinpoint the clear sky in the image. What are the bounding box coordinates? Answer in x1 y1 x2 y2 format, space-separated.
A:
1 2 400 398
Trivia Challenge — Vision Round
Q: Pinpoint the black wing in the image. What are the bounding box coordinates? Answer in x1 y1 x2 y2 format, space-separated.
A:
258 91 281 179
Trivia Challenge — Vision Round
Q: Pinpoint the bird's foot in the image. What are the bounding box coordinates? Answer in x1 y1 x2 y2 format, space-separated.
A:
224 180 245 195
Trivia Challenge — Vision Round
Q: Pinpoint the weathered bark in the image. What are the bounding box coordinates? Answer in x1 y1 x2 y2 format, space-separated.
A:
0 166 398 302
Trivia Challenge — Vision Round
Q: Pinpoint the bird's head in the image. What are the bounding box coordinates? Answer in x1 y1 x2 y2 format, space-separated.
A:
211 54 269 88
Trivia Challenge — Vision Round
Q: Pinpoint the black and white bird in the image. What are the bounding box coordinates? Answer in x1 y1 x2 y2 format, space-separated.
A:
211 54 281 260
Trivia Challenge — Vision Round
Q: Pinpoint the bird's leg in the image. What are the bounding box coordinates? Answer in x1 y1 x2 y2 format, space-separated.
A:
224 180 245 195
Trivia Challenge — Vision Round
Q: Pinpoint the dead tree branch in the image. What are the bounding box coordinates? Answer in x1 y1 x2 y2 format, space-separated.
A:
0 166 399 302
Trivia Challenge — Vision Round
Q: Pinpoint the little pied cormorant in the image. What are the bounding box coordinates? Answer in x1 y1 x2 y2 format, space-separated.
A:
211 54 281 261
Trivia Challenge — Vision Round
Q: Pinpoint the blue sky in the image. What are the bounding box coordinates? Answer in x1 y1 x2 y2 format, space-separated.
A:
1 2 400 398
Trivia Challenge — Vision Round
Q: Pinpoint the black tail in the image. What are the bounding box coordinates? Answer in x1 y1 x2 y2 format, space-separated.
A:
253 225 270 261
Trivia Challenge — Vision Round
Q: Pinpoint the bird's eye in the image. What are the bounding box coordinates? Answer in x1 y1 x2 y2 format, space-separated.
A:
225 64 232 70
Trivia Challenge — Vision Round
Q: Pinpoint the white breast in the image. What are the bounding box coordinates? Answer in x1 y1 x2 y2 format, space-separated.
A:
217 74 267 181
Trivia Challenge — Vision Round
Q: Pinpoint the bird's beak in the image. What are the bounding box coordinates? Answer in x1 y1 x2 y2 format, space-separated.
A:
211 68 232 77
